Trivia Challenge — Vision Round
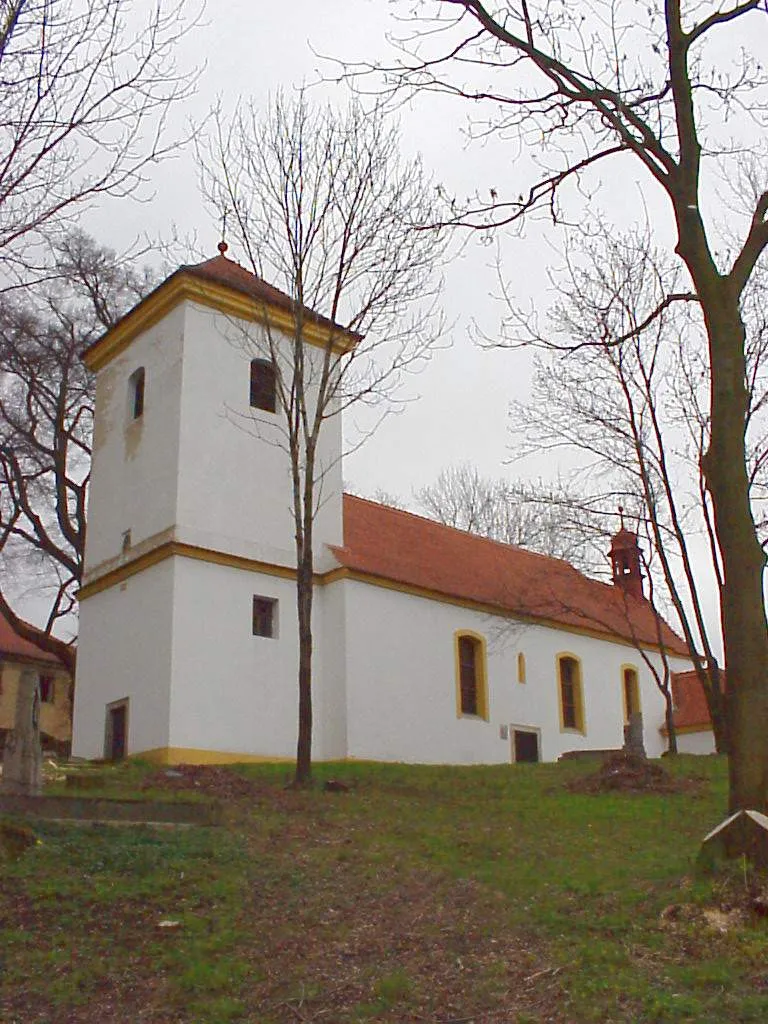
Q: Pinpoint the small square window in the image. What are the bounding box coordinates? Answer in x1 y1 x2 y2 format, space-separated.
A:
252 596 277 638
39 674 55 703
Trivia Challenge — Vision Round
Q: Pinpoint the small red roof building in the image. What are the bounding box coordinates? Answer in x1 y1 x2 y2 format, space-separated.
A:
671 669 718 732
0 611 62 666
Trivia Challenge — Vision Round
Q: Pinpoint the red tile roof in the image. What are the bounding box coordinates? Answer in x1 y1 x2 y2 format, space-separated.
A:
333 495 689 655
671 670 716 731
0 611 62 665
181 254 363 343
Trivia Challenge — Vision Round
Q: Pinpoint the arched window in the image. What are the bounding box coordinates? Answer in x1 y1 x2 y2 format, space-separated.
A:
557 654 585 733
128 367 145 420
250 358 276 412
623 666 641 723
454 631 489 720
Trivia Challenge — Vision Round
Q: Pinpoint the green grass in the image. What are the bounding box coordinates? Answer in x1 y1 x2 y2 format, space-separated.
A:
2 756 766 1023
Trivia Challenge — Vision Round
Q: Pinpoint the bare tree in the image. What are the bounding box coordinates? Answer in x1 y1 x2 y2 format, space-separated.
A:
414 462 607 571
0 0 199 284
346 0 768 819
0 231 155 672
205 91 448 786
510 228 767 753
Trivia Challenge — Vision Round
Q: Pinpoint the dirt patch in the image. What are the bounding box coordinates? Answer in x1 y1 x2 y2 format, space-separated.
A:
567 752 702 795
139 764 263 801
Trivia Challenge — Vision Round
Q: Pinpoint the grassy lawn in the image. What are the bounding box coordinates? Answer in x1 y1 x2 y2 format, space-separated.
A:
2 756 767 1023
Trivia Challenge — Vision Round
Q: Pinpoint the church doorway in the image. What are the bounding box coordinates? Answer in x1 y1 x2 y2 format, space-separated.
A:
512 728 540 763
105 699 129 761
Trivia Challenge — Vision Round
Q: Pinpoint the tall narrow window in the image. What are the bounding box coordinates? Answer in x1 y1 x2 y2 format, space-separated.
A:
252 595 278 638
250 358 276 412
517 652 527 684
459 636 478 715
454 631 489 719
128 367 145 420
558 654 585 732
623 666 641 723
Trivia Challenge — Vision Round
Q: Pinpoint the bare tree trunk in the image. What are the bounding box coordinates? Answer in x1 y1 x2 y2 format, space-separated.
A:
700 292 768 812
295 556 314 787
663 687 678 755
2 667 42 795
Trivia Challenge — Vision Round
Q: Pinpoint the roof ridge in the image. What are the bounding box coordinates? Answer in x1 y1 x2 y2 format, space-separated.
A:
337 492 689 656
342 491 582 572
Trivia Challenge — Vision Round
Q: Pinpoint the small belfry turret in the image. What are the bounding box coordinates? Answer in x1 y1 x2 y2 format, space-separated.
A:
609 507 644 600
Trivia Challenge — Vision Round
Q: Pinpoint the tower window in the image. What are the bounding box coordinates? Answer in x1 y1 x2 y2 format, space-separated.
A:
250 359 276 412
252 596 278 638
128 367 145 420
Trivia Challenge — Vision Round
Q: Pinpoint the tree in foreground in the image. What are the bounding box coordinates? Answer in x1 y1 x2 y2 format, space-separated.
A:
508 227 768 753
205 92 448 785
0 232 154 794
353 0 768 819
415 462 607 572
0 0 198 284
0 231 154 671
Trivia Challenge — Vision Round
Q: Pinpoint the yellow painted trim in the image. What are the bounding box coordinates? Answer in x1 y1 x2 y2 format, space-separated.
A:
621 663 641 725
556 651 586 735
133 747 295 766
454 629 490 722
517 651 526 684
83 273 357 372
328 568 680 656
79 542 298 601
660 723 713 736
79 544 683 658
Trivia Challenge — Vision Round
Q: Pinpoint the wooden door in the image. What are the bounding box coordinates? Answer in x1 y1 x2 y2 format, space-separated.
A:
513 729 539 763
105 701 128 761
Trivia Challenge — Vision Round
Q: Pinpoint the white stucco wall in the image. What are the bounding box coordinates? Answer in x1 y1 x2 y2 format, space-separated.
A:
314 579 348 760
340 578 688 764
166 557 300 757
676 729 717 755
165 555 348 761
86 305 186 571
72 560 175 758
174 303 343 569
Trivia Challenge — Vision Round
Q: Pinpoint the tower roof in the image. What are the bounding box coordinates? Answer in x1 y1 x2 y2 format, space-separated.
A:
82 249 362 372
609 527 639 552
180 253 364 344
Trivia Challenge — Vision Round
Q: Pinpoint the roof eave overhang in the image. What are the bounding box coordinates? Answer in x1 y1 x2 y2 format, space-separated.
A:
82 270 361 373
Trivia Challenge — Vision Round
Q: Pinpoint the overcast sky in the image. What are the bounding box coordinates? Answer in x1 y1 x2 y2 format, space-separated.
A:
68 0 768 656
81 0 582 502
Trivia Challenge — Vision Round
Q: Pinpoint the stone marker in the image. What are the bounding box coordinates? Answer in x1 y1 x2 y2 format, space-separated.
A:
698 809 768 871
2 668 42 796
623 711 646 758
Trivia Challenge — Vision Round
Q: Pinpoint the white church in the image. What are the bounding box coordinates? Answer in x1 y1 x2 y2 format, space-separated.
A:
72 249 696 766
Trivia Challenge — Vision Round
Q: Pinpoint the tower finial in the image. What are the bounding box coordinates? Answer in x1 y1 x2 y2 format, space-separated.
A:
618 504 625 530
218 209 228 256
